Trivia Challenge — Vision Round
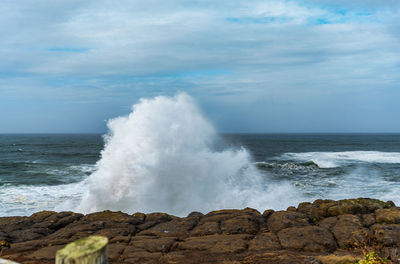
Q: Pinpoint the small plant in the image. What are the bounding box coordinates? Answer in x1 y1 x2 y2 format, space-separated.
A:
357 251 388 264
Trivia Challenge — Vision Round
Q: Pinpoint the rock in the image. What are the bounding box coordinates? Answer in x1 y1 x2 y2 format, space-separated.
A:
109 235 131 244
131 212 146 224
108 243 127 261
361 213 376 227
45 211 136 245
190 221 219 236
381 247 400 263
6 240 46 253
32 212 83 230
84 210 134 224
297 201 329 221
122 251 162 264
375 208 400 224
160 251 187 264
45 221 106 242
8 229 51 243
177 234 251 253
26 245 63 261
262 209 274 218
243 252 323 264
248 232 281 251
318 216 337 230
138 212 202 238
220 215 259 235
0 198 398 264
0 240 10 251
267 211 310 233
315 254 358 264
94 227 134 239
371 224 400 247
277 226 337 252
331 214 365 249
191 208 261 236
327 198 394 216
129 236 177 253
297 198 395 220
137 212 175 231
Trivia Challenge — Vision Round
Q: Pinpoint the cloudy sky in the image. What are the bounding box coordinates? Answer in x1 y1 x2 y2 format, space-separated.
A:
1 0 399 133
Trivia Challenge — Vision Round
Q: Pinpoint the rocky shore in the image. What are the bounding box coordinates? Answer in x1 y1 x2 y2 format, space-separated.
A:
1 198 400 263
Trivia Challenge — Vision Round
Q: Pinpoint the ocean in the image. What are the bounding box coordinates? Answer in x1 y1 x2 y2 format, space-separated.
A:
1 133 399 217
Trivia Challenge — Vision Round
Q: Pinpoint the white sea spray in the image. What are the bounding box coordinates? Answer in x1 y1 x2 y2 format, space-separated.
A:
78 93 300 215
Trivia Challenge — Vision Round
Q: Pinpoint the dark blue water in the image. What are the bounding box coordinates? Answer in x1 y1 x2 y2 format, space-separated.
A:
0 134 102 186
1 134 399 216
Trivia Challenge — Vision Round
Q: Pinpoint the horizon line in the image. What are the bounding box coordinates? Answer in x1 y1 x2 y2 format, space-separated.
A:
1 132 400 135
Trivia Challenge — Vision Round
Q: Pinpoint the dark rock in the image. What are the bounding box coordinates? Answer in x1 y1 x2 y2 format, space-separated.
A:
0 198 399 264
318 216 337 230
122 250 162 264
248 232 281 251
84 210 134 224
129 236 177 253
262 209 274 218
297 198 394 220
137 212 175 231
267 211 310 233
191 208 261 236
138 213 200 238
24 245 63 261
361 213 376 227
131 212 146 224
109 235 131 244
371 224 400 247
7 240 46 253
331 214 365 249
108 243 127 261
375 208 400 224
277 226 337 252
177 234 251 254
243 252 323 264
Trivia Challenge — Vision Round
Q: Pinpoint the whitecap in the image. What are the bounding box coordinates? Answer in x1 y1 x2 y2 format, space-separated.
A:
279 151 400 168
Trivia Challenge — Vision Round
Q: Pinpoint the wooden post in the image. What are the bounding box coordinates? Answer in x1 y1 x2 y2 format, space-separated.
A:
56 236 108 264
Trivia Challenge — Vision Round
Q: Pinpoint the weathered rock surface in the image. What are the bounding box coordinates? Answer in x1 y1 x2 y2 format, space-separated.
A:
0 198 399 263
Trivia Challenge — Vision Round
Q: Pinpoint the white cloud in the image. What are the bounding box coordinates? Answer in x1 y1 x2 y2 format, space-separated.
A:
1 0 400 132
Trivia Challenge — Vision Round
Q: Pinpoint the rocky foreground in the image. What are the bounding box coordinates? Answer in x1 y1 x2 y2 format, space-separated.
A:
1 198 400 264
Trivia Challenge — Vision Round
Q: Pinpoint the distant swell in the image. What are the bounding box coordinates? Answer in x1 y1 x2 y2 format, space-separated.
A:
279 151 400 168
78 93 301 216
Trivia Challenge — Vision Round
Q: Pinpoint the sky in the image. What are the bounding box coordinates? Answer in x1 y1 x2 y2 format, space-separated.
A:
0 0 399 133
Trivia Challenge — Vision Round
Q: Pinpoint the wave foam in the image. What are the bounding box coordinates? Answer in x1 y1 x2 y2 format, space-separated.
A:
0 181 86 216
280 151 400 168
78 93 302 215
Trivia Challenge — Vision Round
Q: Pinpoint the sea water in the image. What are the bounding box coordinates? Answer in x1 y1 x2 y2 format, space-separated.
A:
1 94 399 216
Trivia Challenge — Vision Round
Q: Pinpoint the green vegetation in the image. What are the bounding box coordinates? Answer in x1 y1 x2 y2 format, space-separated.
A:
356 252 388 264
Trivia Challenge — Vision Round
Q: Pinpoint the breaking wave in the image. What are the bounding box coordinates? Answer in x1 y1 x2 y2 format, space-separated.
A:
78 93 301 215
279 151 400 168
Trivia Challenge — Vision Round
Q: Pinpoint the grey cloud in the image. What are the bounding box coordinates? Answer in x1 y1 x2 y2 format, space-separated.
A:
1 0 400 132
